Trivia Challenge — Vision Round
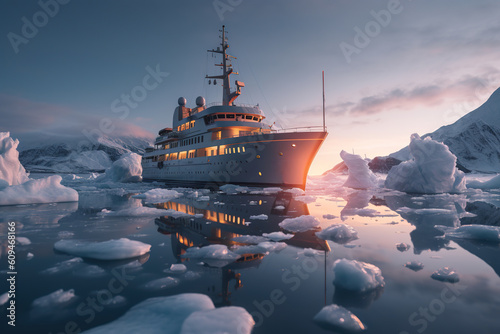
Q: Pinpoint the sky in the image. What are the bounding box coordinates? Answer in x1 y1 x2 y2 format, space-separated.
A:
1 0 500 175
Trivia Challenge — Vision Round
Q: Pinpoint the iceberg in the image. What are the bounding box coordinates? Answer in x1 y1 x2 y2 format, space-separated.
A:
467 174 500 190
396 243 411 252
333 259 385 292
262 231 294 241
279 215 321 232
385 134 466 194
404 261 424 271
316 224 359 244
249 214 268 220
0 132 78 206
54 238 151 260
313 304 366 332
340 150 378 189
431 267 459 283
97 152 142 183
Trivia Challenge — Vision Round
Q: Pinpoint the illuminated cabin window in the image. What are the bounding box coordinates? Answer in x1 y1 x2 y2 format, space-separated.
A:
169 152 178 160
242 146 245 152
258 172 262 176
215 131 221 140
177 126 180 131
190 120 195 128
188 150 196 158
237 147 241 153
181 124 186 131
179 151 187 160
232 147 236 154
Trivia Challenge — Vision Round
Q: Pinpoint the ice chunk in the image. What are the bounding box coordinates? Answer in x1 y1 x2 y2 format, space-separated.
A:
16 236 31 245
435 224 500 243
219 184 250 194
431 267 459 283
32 289 77 308
295 195 317 203
0 132 29 186
385 134 466 194
97 206 187 218
333 259 385 292
323 214 337 220
301 248 323 257
169 263 187 273
404 261 424 271
396 243 411 252
54 238 151 260
181 306 255 334
183 271 202 281
256 241 287 252
316 224 359 244
262 231 294 241
232 244 268 255
97 152 142 183
0 292 9 306
143 277 180 290
274 205 285 210
41 257 84 275
74 265 107 277
81 293 216 334
467 174 500 189
27 252 34 260
232 235 268 244
249 214 268 220
181 244 240 267
340 150 377 189
313 304 366 332
0 175 78 206
133 189 182 202
279 215 321 232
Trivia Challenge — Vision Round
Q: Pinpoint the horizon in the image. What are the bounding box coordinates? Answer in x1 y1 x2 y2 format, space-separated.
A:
2 0 500 175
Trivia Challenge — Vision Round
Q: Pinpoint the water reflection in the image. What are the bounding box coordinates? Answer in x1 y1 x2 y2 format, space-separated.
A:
153 191 329 305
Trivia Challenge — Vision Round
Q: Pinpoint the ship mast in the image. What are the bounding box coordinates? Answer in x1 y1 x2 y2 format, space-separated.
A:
206 25 244 106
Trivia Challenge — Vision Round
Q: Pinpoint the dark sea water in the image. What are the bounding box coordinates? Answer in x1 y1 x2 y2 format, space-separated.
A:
1 174 500 334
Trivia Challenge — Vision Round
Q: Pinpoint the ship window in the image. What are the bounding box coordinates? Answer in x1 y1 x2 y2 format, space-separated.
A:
202 136 204 142
181 124 186 131
227 114 235 119
246 115 253 120
217 114 226 119
242 146 245 152
188 150 196 158
237 147 240 153
232 147 236 154
253 117 258 121
170 153 178 160
190 120 195 128
179 151 187 160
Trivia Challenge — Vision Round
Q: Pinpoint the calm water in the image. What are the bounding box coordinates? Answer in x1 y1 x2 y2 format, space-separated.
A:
1 174 500 334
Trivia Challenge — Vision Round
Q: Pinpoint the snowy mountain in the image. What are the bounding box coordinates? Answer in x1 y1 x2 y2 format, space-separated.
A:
390 87 500 173
18 135 153 173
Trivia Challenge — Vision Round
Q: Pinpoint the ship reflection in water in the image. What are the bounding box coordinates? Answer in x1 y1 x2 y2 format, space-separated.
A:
153 191 330 305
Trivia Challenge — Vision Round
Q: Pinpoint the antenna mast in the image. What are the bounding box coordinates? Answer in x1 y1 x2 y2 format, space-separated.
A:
206 26 244 106
322 71 326 132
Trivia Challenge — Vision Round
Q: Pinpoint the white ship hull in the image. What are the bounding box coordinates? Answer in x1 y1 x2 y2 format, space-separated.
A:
143 131 327 189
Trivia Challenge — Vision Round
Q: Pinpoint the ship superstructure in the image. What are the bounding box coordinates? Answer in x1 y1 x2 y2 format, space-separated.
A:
142 26 327 189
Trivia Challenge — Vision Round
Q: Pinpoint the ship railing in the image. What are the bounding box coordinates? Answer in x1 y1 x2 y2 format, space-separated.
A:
227 126 326 139
205 102 261 109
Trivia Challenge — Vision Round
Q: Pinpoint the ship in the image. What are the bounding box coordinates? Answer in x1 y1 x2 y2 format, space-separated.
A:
142 26 328 189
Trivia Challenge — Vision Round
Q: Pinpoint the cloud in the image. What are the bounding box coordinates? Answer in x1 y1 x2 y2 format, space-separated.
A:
0 94 154 143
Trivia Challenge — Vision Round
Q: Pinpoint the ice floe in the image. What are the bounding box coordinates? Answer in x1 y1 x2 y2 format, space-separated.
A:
435 224 500 243
404 261 424 271
385 134 466 194
340 150 378 189
41 257 84 275
279 215 321 232
133 188 182 202
81 293 254 334
314 304 366 332
16 236 31 245
169 263 187 273
316 224 359 244
97 152 142 183
323 214 338 220
31 289 77 309
181 244 240 267
54 238 151 260
295 195 317 203
143 276 180 290
181 306 255 334
249 214 268 220
467 174 500 190
333 259 385 292
97 206 188 218
396 243 411 252
431 267 459 283
262 231 294 241
232 235 269 244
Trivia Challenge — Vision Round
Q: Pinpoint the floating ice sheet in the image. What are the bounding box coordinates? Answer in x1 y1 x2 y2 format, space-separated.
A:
54 238 151 260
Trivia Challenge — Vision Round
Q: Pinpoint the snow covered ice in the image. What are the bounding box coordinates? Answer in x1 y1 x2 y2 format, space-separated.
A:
54 238 151 260
385 134 466 194
279 215 321 232
316 223 359 244
314 304 366 332
0 132 78 206
340 150 378 189
333 259 385 292
431 267 460 283
435 224 500 243
81 293 254 334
